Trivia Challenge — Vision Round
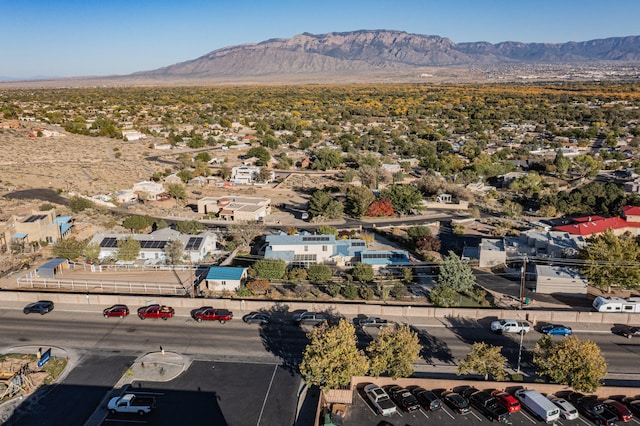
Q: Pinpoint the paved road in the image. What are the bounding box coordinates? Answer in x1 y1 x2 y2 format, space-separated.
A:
1 305 639 384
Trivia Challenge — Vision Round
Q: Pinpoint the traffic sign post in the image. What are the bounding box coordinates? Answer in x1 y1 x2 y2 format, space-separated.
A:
37 348 51 368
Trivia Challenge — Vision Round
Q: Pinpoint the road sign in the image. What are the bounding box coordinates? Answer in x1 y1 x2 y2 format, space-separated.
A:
37 348 51 368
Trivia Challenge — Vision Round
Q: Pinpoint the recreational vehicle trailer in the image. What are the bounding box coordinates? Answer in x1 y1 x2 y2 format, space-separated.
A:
592 296 640 313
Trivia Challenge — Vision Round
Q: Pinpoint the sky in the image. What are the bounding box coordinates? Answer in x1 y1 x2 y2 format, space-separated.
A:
1 0 638 79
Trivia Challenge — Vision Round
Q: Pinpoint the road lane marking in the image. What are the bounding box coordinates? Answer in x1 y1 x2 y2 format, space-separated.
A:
104 420 147 424
256 364 278 426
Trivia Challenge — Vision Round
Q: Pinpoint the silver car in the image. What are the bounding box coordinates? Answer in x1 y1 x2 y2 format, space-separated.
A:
548 396 579 420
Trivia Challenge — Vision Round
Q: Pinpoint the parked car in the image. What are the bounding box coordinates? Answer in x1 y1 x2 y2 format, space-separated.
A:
491 391 521 413
571 394 618 426
23 300 54 315
540 324 573 336
103 304 129 318
192 307 233 323
242 312 270 324
358 317 392 328
292 311 328 326
604 399 634 422
137 304 174 320
364 384 397 417
466 389 510 422
624 399 640 417
614 325 640 339
442 392 470 414
388 386 420 412
547 396 579 420
411 387 441 411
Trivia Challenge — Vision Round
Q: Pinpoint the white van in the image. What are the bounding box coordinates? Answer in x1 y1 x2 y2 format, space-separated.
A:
515 389 560 423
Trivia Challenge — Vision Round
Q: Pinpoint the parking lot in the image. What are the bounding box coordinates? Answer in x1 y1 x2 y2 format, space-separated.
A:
348 384 640 426
102 361 301 426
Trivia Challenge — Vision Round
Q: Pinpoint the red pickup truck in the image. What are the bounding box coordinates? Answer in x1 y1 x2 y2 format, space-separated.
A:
137 304 175 320
193 307 233 323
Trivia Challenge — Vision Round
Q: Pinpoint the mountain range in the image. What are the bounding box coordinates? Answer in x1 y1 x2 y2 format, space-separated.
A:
3 30 640 87
134 30 640 80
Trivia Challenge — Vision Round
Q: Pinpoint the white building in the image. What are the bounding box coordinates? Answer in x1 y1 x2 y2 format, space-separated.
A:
534 265 588 296
230 166 275 184
121 130 147 141
89 228 218 264
197 196 271 222
132 181 166 200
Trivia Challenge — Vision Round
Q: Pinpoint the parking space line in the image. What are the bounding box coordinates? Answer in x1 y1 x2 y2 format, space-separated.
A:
631 418 640 425
576 417 591 425
256 364 278 426
355 391 379 415
518 410 537 424
419 408 429 418
131 391 164 396
441 407 455 419
104 420 148 424
469 411 483 421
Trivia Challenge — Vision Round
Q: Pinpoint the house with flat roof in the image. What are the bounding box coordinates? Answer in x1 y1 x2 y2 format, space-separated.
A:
197 196 271 222
2 209 73 251
88 228 217 264
534 264 588 296
263 231 367 268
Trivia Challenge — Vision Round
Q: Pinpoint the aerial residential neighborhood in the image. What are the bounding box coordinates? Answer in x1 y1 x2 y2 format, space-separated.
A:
2 14 640 424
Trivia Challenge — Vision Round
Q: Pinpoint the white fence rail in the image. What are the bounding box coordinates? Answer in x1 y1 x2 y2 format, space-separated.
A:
16 276 187 296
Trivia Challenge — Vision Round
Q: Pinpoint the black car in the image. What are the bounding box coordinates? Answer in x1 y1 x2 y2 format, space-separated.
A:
614 325 640 339
242 312 270 324
625 398 640 417
23 300 54 315
388 386 420 412
573 396 618 426
412 387 441 411
442 392 470 414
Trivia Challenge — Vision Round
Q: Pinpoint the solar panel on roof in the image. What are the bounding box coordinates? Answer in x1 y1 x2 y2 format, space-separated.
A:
185 237 203 250
24 215 47 223
100 237 118 248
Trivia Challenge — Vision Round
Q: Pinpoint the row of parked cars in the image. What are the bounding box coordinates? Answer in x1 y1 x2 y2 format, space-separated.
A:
363 383 640 425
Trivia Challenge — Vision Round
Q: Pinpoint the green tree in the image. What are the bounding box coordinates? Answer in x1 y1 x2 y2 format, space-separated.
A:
308 190 343 220
175 220 206 234
342 282 359 299
300 319 369 390
307 264 333 282
428 283 459 307
165 239 185 265
534 335 607 392
346 186 375 218
579 229 640 291
502 200 523 217
406 225 432 242
352 263 374 282
52 237 87 260
437 251 476 292
246 146 271 166
258 167 272 182
167 183 186 201
554 150 571 176
117 236 141 261
195 152 212 163
312 147 343 170
83 242 101 261
368 325 422 379
252 259 287 279
456 342 507 381
379 184 423 214
69 196 94 213
122 215 150 233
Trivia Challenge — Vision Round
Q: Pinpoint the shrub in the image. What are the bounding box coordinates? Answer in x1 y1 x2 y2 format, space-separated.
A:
342 282 358 300
246 278 270 295
391 283 407 300
359 285 374 300
326 282 341 298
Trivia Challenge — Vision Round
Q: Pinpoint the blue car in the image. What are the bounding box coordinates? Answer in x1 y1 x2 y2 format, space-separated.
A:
541 324 572 336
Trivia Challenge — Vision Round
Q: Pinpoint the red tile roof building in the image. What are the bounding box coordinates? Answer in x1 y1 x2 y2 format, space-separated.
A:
553 206 640 236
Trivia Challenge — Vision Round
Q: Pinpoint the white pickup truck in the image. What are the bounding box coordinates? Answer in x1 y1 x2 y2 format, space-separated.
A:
490 319 530 334
107 393 156 415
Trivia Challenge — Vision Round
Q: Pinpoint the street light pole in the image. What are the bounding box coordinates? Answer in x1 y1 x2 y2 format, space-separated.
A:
519 257 527 310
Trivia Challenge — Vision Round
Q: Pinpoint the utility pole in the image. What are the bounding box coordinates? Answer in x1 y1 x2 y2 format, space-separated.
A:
519 257 527 310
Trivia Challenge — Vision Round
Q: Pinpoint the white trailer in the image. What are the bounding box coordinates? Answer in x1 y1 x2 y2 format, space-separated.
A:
515 389 560 423
592 296 640 313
